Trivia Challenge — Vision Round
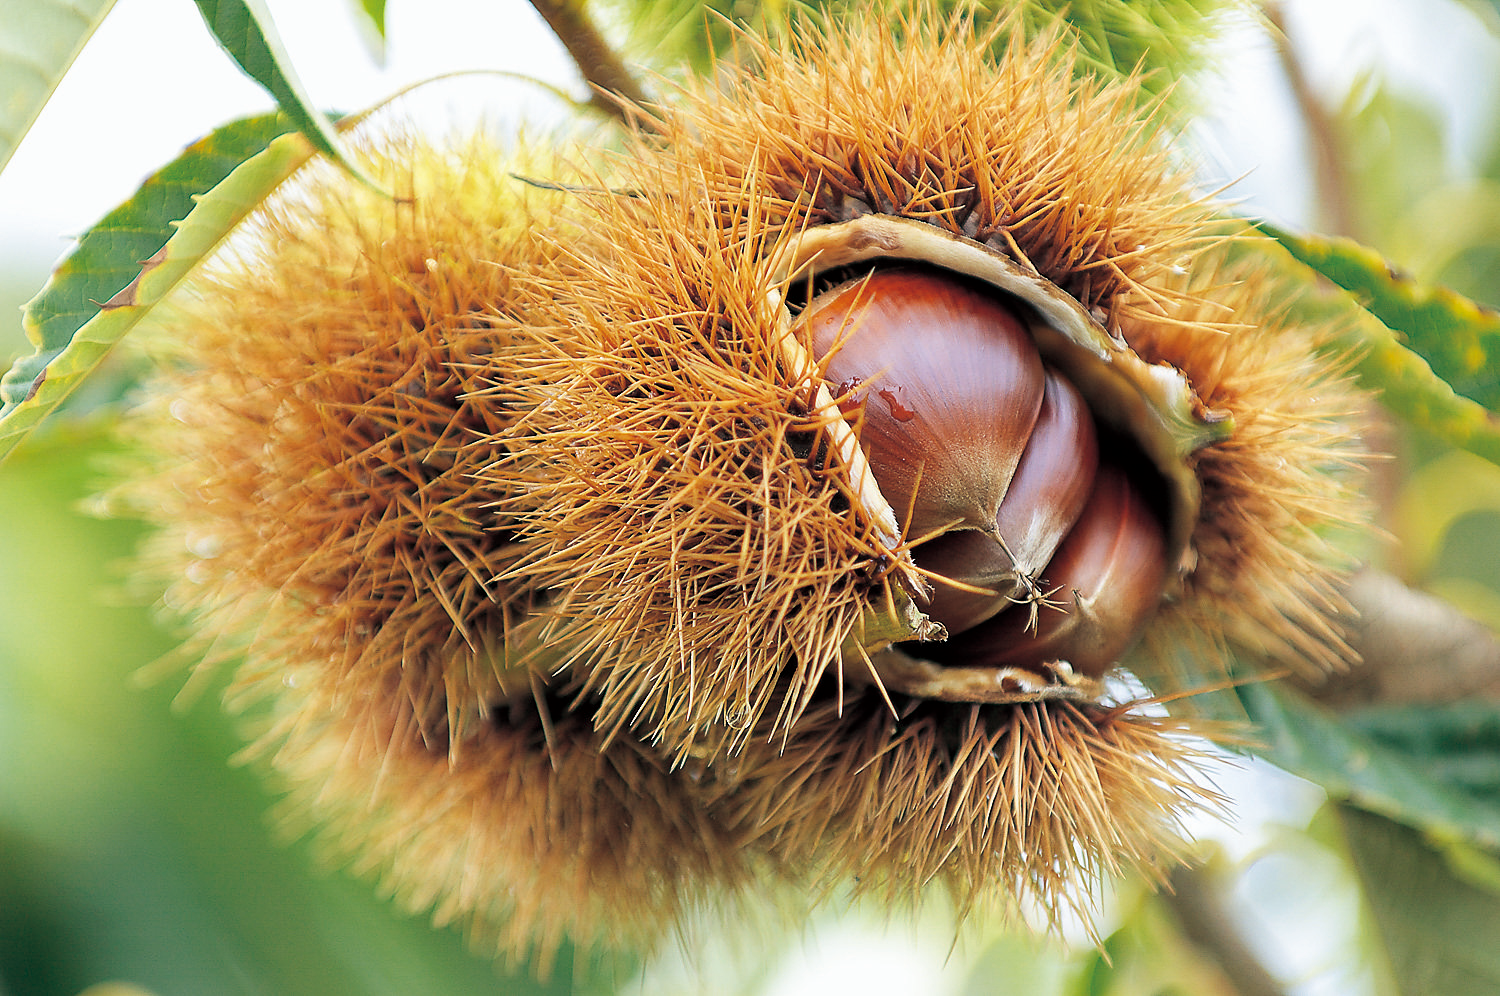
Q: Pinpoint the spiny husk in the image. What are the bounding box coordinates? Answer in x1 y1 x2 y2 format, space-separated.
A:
119 5 1371 963
484 166 912 753
266 672 750 965
476 9 1364 926
1124 253 1368 687
119 133 750 960
635 14 1227 331
127 134 548 722
492 12 1364 749
710 690 1230 930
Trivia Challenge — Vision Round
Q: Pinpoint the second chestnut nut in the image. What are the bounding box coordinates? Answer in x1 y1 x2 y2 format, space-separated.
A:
796 262 1170 683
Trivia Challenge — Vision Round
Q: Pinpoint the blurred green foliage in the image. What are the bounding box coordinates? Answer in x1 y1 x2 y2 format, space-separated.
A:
0 427 586 995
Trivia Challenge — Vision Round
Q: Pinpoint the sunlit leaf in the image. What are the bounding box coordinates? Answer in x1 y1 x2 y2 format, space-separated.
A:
600 0 1227 99
1388 180 1500 296
351 0 388 63
0 0 116 174
1010 0 1229 96
1341 806 1500 996
0 113 295 414
0 128 317 463
357 0 387 38
1396 450 1500 579
1238 682 1500 851
191 0 383 191
1335 82 1449 256
1266 224 1500 406
1391 445 1500 629
1254 224 1500 466
596 0 794 77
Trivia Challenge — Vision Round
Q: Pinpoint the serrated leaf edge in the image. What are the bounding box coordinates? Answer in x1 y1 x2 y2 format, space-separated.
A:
0 131 317 464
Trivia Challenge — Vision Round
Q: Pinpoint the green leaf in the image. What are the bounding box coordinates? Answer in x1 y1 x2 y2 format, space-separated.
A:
1237 682 1500 852
1397 450 1500 581
1 113 296 413
1340 805 1500 996
1013 0 1229 96
356 0 387 39
0 427 607 995
1343 702 1500 805
351 0 388 63
1255 224 1500 466
0 0 117 174
1265 224 1500 407
1335 316 1500 466
0 127 317 463
191 0 383 192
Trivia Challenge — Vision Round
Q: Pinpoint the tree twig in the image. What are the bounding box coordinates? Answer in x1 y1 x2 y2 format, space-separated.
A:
528 0 656 127
1263 2 1358 237
1309 568 1500 708
1164 864 1291 996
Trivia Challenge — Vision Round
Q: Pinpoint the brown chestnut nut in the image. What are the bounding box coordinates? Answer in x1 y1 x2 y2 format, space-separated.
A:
926 460 1169 680
917 367 1098 632
797 263 1165 680
802 266 1045 544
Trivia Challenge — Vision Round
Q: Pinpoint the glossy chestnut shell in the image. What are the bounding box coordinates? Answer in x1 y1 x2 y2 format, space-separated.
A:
796 265 1170 681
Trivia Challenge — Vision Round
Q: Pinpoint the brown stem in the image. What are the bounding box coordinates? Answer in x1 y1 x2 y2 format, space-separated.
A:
1308 568 1500 708
1164 865 1291 996
528 0 655 127
1263 2 1358 237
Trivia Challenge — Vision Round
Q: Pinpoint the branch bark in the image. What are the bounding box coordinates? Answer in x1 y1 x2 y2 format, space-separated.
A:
528 0 655 127
1310 568 1500 708
1164 864 1290 996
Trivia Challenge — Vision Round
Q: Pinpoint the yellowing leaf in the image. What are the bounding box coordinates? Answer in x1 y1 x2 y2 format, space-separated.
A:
0 129 317 463
1257 225 1500 466
1271 226 1500 404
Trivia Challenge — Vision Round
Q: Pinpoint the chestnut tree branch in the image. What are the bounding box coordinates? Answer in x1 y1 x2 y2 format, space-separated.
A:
1264 2 1359 238
1164 865 1290 996
1311 568 1500 708
528 0 656 127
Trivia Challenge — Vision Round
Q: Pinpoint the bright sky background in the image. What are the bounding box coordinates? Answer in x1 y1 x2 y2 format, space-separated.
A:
4 0 1497 362
0 0 581 354
3 0 1497 335
1 0 1498 993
